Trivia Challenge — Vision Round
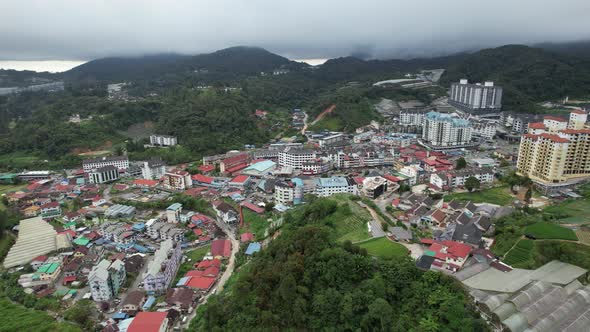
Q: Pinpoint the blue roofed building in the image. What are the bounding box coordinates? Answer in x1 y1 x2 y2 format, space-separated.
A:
245 242 261 255
241 160 276 177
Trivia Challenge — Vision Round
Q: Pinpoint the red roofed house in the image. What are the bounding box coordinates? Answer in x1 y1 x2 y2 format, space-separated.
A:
228 175 251 189
220 153 251 174
195 258 221 270
127 312 168 332
198 164 215 173
185 276 216 291
422 239 472 272
241 232 254 242
240 201 264 214
255 109 268 118
211 239 231 258
191 174 213 186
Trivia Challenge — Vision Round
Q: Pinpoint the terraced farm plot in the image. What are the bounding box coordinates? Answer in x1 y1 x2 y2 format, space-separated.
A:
576 229 590 245
503 239 534 266
328 195 372 243
524 222 578 241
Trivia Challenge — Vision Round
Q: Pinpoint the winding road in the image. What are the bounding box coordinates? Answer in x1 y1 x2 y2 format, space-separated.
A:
183 217 240 328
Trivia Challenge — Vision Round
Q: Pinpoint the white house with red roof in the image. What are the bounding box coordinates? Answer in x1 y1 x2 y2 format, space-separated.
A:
420 239 472 272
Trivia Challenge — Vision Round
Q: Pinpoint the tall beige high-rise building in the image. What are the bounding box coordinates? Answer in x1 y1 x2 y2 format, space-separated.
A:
516 110 590 192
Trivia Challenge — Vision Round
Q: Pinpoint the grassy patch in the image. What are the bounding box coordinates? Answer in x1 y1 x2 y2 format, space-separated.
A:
524 222 578 240
240 210 271 239
174 245 211 284
357 237 408 260
0 184 27 210
444 186 513 205
534 241 590 270
503 239 534 267
327 195 372 242
544 199 590 224
0 153 41 170
0 299 80 332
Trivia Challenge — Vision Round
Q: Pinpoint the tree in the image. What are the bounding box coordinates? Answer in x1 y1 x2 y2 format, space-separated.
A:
455 157 467 170
465 176 480 192
525 188 532 205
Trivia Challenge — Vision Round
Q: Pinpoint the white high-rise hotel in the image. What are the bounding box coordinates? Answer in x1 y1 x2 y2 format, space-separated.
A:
449 79 502 113
421 111 472 147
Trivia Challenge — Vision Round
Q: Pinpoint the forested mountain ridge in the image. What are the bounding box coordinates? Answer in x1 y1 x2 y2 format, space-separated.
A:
64 46 306 82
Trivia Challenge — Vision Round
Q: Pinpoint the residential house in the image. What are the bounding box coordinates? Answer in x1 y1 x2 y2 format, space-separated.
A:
211 239 231 258
127 312 168 332
420 239 472 272
23 205 40 217
122 290 145 316
166 288 196 312
212 201 238 224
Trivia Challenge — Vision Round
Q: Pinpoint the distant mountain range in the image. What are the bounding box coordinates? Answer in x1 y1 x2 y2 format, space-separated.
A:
3 41 590 111
63 46 306 82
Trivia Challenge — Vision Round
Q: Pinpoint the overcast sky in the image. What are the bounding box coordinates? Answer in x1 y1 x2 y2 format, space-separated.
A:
1 0 590 62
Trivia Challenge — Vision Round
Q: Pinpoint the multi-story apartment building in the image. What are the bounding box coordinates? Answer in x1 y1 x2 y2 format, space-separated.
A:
83 155 129 172
421 112 472 148
99 222 135 244
150 134 177 146
430 167 495 191
162 170 192 191
142 240 181 294
140 158 166 180
399 110 426 126
278 148 317 169
166 203 182 223
88 259 126 302
318 133 347 147
471 121 497 140
40 201 61 219
568 110 588 130
145 219 185 242
314 177 358 197
516 110 590 192
88 165 119 184
274 181 295 205
301 159 330 175
449 79 502 114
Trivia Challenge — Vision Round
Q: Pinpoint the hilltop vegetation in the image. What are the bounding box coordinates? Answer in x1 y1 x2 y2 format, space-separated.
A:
440 45 590 112
191 198 486 331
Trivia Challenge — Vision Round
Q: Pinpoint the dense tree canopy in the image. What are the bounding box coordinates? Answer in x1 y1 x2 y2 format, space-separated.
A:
191 198 487 331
